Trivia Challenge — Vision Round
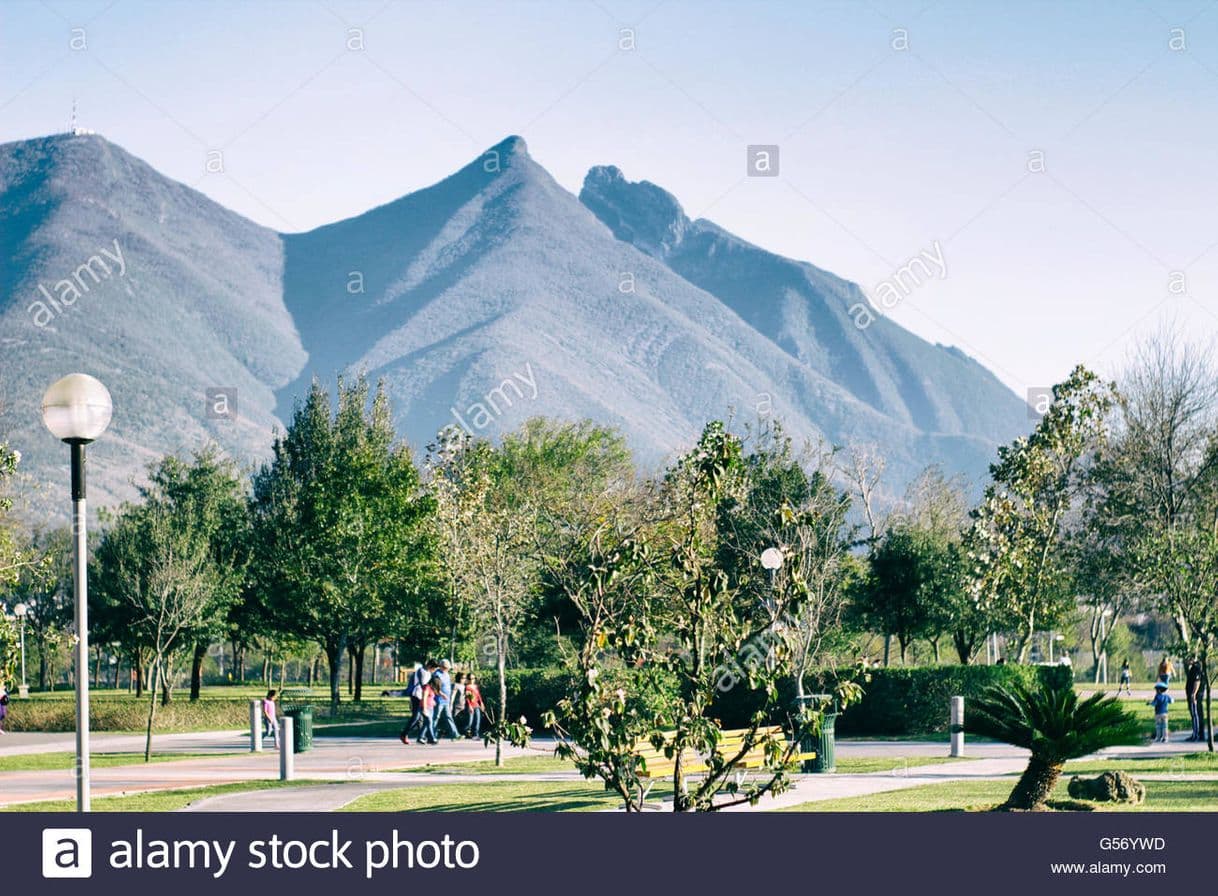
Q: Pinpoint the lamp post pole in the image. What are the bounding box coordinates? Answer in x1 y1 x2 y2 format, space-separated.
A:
70 440 90 811
13 602 28 698
41 373 112 814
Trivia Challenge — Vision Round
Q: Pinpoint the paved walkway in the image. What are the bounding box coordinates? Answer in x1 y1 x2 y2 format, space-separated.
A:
2 730 1211 810
0 733 534 807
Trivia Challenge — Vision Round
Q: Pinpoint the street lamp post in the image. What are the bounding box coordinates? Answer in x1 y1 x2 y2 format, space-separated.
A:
41 373 113 813
13 602 28 698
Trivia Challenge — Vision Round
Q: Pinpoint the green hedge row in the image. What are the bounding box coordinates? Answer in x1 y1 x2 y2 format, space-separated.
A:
486 664 1075 737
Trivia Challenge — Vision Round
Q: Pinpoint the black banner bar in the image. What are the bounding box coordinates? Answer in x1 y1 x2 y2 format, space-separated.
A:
5 811 1207 893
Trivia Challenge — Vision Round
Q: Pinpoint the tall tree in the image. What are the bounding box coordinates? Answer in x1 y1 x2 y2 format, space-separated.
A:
251 376 436 711
94 502 221 759
428 425 536 766
965 366 1113 660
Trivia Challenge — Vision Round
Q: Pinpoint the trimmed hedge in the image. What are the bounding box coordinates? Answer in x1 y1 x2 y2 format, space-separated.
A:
487 663 1074 737
711 664 1075 736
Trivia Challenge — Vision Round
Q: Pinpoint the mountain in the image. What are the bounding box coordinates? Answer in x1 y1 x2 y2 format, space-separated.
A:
579 164 1020 443
0 132 1029 521
0 133 304 517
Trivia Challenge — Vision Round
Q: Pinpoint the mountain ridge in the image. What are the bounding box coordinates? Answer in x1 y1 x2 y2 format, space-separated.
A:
0 131 1028 520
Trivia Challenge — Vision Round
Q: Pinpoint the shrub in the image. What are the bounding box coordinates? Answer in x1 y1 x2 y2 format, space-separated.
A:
710 664 1075 736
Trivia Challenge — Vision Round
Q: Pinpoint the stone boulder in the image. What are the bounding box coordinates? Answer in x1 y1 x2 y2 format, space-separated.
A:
1067 770 1146 804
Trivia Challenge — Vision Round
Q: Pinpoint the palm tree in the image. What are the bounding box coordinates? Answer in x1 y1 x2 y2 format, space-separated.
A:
966 680 1144 810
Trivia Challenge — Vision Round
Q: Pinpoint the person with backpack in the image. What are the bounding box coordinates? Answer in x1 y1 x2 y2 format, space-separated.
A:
400 659 437 745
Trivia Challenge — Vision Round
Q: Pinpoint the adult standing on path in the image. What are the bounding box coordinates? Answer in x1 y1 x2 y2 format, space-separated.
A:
1185 657 1203 742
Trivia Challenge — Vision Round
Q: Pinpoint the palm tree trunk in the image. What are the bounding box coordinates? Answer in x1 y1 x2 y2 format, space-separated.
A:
1004 755 1063 810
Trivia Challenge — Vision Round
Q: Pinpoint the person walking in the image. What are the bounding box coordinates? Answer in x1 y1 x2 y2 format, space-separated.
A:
262 689 279 744
400 659 437 745
419 678 438 745
0 685 9 734
1150 682 1173 743
431 661 461 740
1118 660 1133 696
1186 657 1203 742
1158 655 1175 685
464 674 483 738
451 672 467 730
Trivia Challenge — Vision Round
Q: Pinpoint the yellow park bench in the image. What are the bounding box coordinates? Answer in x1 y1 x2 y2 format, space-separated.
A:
630 726 816 805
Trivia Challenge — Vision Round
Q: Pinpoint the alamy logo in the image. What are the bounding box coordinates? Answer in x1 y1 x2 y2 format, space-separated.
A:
42 828 93 878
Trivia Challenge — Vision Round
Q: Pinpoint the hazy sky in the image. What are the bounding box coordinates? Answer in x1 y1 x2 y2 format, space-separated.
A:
3 0 1217 398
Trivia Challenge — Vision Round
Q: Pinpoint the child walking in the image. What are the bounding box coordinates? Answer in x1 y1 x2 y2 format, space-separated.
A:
1150 682 1173 743
464 674 483 738
262 689 279 744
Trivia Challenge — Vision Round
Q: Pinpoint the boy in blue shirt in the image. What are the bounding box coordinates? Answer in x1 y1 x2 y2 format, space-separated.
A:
1150 682 1173 743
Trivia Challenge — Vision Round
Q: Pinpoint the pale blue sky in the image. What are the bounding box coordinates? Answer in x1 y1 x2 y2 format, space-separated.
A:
3 0 1217 396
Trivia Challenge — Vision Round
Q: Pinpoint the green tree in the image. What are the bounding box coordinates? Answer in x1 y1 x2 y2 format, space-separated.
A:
966 366 1114 661
549 422 859 811
428 426 536 765
855 528 943 664
94 501 224 759
142 448 249 701
251 376 437 711
9 528 73 690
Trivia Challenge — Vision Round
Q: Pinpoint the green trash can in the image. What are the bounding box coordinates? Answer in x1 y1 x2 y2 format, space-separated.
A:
812 710 837 773
286 706 313 753
794 694 837 773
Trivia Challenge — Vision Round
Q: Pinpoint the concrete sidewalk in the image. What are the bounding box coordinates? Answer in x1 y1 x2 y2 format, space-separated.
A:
2 731 1209 811
0 736 534 807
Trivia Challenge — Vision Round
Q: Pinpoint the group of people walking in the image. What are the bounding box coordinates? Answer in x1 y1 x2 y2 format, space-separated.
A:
398 659 485 745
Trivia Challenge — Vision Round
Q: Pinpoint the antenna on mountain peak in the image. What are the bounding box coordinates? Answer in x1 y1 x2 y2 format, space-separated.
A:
69 99 95 137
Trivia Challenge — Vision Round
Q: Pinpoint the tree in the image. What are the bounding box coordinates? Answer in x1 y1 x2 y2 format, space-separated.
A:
9 528 73 690
1132 520 1218 751
141 449 249 701
965 680 1143 810
94 502 220 760
966 366 1114 660
857 526 959 664
549 422 859 811
251 376 436 711
428 426 535 766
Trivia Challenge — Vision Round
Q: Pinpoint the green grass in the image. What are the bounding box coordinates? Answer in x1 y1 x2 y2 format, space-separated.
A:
2 780 328 812
781 778 1218 812
340 780 623 812
1065 751 1218 775
0 751 239 773
833 755 968 774
6 689 404 733
401 753 569 775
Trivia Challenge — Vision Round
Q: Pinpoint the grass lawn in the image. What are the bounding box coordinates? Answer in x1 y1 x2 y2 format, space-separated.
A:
782 778 1218 812
1065 751 1218 775
834 755 969 774
401 754 570 775
0 752 240 773
2 780 328 812
341 780 624 812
